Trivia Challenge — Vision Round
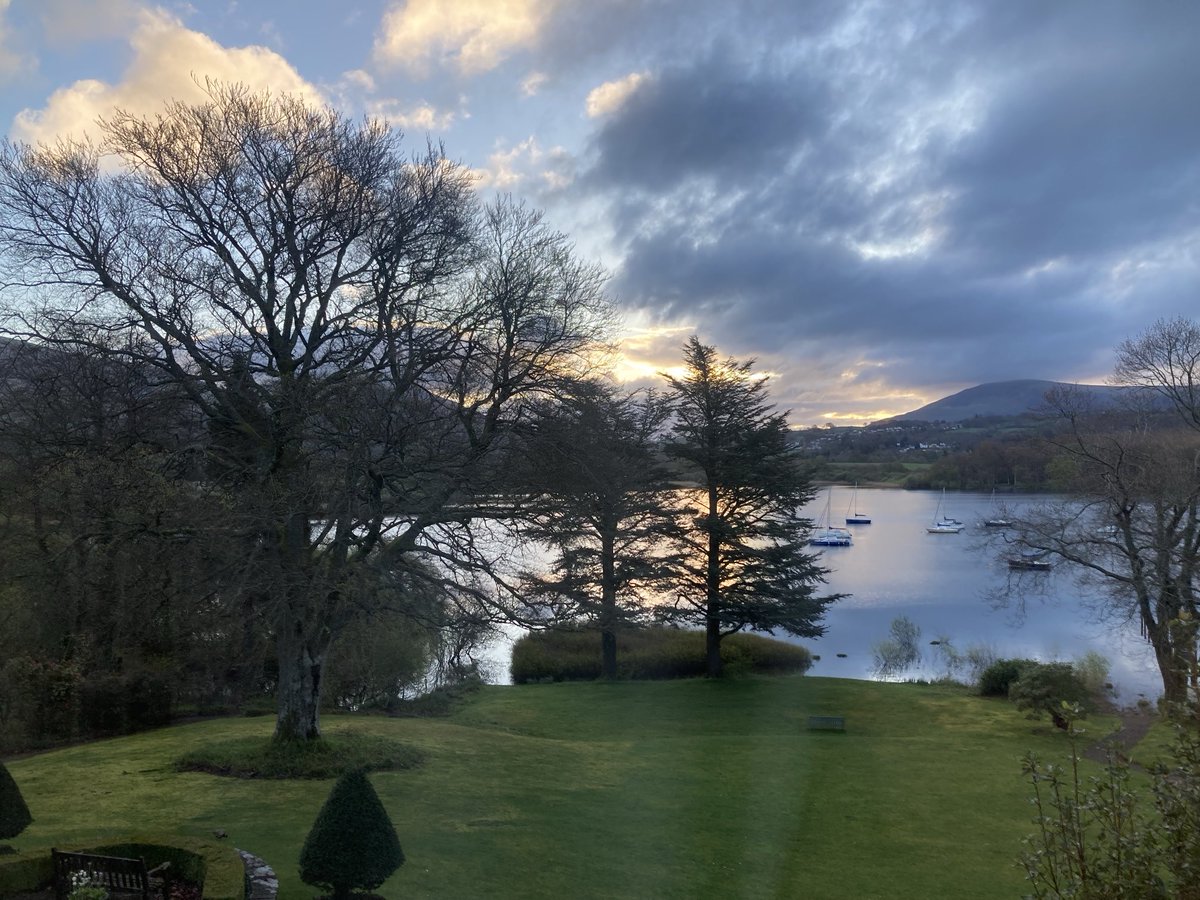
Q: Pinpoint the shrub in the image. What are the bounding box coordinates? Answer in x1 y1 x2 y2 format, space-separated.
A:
510 627 812 683
300 770 404 900
1020 715 1200 897
1009 662 1091 729
1072 650 1112 699
871 616 921 680
0 762 32 843
977 658 1037 697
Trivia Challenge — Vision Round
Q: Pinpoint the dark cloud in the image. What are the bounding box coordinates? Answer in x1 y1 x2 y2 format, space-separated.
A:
563 1 1200 416
583 52 830 195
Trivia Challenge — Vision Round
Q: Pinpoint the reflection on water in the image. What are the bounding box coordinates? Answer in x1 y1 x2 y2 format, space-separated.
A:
801 488 1161 701
479 487 1164 701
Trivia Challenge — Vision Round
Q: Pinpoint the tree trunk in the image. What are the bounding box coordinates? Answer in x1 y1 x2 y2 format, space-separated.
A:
274 622 325 742
601 630 618 680
1154 640 1192 711
705 611 722 678
600 532 618 679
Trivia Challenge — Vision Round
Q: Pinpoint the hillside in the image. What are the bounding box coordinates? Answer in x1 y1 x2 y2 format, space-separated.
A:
891 379 1133 423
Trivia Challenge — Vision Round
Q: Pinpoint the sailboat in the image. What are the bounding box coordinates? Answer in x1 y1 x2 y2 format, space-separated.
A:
926 489 964 534
982 488 1011 528
845 483 872 525
810 489 853 546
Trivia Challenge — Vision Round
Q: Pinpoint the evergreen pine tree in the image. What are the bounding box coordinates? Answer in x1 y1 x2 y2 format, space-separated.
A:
663 336 842 677
0 761 33 845
299 770 404 899
516 381 685 678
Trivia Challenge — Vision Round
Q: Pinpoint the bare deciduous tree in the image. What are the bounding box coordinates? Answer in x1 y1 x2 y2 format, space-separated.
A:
0 84 612 741
998 381 1200 707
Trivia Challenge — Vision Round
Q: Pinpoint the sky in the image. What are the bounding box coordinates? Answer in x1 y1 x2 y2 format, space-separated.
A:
0 0 1197 425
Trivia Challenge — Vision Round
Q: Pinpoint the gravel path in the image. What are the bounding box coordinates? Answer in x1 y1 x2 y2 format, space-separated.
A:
1082 706 1155 766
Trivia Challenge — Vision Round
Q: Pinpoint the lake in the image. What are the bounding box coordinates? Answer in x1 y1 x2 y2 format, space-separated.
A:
481 487 1164 702
800 487 1161 701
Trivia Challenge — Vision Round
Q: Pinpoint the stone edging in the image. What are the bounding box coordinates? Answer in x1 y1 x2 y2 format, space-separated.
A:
238 849 279 900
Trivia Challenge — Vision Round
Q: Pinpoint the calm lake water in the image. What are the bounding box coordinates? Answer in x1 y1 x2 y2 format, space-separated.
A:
483 487 1164 701
800 487 1161 700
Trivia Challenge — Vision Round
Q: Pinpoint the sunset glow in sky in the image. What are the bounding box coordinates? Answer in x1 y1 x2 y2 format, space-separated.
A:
2 1 1197 424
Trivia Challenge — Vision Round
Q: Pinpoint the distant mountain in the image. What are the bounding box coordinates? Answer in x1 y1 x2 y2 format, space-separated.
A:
889 379 1134 423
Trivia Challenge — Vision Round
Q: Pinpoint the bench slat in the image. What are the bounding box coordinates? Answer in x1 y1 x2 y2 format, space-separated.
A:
52 849 158 900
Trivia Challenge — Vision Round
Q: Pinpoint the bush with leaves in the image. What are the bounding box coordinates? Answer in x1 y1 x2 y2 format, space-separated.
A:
1009 662 1091 729
978 658 1037 697
1020 708 1200 899
300 769 404 899
0 761 32 847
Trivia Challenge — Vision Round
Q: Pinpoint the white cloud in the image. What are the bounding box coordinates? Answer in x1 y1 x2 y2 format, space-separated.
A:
340 68 376 92
521 71 547 97
367 98 456 132
373 0 556 76
12 8 321 144
585 71 648 118
472 136 574 192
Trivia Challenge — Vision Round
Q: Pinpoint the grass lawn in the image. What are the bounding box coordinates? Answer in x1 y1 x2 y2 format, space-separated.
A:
4 677 1121 899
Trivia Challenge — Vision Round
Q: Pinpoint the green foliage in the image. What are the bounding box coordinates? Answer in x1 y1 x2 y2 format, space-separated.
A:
1020 714 1200 899
175 730 423 779
871 616 921 679
1020 715 1163 898
0 761 32 841
1072 650 1112 697
510 627 813 683
978 658 1038 697
300 770 405 899
1150 723 1200 894
323 613 438 712
1009 663 1091 729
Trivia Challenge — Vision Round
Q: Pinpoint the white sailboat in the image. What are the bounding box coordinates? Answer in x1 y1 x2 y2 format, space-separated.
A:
845 483 872 525
981 488 1011 528
926 489 963 534
810 489 853 546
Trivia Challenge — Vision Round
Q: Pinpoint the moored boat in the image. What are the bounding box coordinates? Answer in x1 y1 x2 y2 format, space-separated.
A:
845 482 872 525
810 489 853 546
927 489 963 534
1008 549 1052 571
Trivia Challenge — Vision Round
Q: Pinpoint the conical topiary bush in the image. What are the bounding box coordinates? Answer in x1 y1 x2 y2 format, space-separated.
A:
0 761 32 846
299 769 404 900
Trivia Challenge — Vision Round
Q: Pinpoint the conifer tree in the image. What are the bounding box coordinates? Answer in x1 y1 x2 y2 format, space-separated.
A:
516 381 684 678
299 770 404 899
663 337 841 677
0 761 32 847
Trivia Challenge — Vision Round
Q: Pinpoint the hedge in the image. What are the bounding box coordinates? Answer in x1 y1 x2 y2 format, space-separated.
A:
511 626 813 683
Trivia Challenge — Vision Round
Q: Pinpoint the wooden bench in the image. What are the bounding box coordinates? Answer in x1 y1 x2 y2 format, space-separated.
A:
807 715 846 732
52 849 169 900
